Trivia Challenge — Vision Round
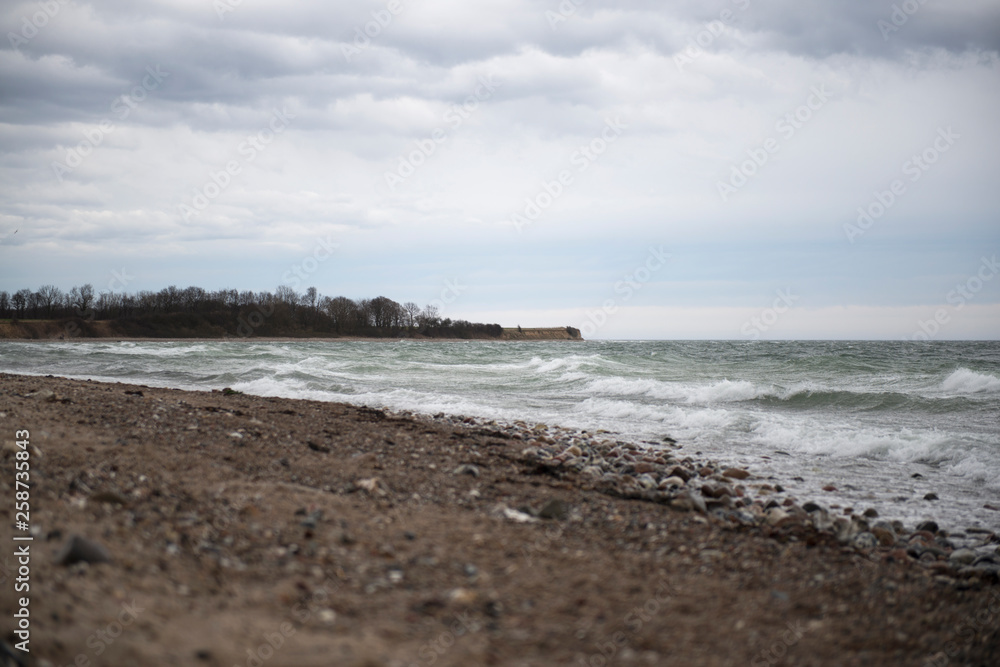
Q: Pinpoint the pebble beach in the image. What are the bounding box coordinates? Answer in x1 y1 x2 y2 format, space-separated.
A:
1 372 998 666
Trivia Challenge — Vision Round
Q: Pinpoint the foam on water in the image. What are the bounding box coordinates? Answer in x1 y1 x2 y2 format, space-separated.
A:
2 339 998 532
939 367 1000 395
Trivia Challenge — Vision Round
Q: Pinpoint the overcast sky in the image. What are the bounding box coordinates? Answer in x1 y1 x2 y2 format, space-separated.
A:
1 0 998 339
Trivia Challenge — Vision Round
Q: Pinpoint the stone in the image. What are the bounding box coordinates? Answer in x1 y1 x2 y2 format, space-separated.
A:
452 464 480 477
852 532 879 551
538 499 570 520
916 520 939 534
766 508 789 526
722 468 750 480
667 466 694 482
802 502 822 513
658 476 686 489
949 549 977 565
687 491 707 514
871 522 897 547
924 493 939 501
636 474 657 490
56 535 112 566
863 508 879 518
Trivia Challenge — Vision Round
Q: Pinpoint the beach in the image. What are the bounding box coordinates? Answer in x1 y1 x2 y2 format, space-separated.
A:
1 372 997 666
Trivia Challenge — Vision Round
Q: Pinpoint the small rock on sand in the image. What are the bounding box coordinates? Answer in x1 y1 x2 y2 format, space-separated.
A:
56 535 112 566
722 468 750 480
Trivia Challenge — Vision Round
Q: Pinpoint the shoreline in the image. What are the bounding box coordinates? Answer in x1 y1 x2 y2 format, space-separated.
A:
1 373 997 665
0 335 586 343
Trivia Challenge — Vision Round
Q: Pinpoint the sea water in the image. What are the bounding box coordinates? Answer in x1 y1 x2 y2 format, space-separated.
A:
2 339 998 533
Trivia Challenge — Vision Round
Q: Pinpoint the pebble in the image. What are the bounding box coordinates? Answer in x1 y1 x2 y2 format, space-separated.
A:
452 464 480 477
536 499 570 520
949 549 977 565
56 535 112 566
917 521 939 534
414 411 984 565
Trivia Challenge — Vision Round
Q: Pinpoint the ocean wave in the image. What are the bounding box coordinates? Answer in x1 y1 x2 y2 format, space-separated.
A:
940 368 1000 395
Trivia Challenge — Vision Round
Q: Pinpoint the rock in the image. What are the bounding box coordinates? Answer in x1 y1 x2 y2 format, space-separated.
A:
634 462 658 474
658 476 686 489
452 464 480 477
687 491 707 514
722 468 750 480
91 491 128 506
355 478 387 496
917 520 939 534
56 535 112 566
636 474 657 490
809 509 834 532
766 508 789 526
949 549 977 565
863 508 879 518
307 441 330 453
802 502 822 513
538 499 570 520
853 532 879 551
822 485 837 492
924 493 939 501
871 522 897 547
667 466 694 482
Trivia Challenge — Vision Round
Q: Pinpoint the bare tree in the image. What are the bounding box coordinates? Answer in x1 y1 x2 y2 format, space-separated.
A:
419 303 440 327
12 289 30 317
36 285 62 317
0 291 9 318
70 284 95 314
402 302 420 328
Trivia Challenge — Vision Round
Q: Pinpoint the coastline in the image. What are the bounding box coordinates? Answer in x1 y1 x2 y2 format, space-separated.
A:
1 373 997 665
0 335 586 343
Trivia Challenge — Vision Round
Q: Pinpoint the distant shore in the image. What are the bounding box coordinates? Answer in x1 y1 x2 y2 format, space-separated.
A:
1 372 996 665
0 320 583 342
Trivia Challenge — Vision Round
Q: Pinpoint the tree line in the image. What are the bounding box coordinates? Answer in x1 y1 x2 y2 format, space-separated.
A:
0 284 505 339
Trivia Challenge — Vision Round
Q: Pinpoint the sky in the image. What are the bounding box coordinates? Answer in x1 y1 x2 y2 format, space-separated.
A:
1 0 998 340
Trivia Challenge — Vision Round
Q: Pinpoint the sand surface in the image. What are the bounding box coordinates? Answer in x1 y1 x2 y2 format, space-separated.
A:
0 373 997 666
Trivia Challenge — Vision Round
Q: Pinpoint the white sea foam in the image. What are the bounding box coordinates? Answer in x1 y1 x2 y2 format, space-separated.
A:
940 368 1000 395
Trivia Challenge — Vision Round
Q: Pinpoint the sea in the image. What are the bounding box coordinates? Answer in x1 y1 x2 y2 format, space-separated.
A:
2 339 998 533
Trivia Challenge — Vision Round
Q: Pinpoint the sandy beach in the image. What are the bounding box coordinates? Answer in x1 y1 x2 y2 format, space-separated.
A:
1 372 997 666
